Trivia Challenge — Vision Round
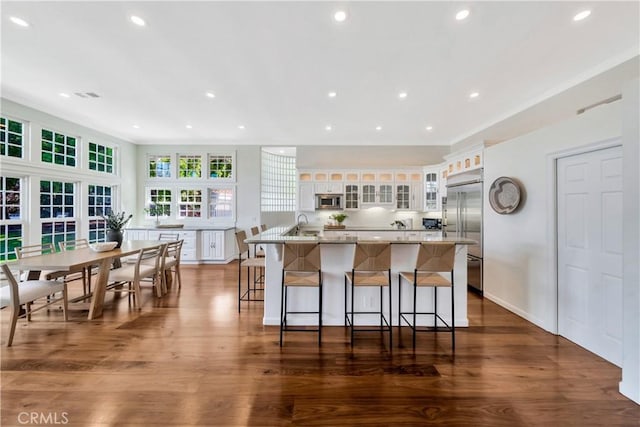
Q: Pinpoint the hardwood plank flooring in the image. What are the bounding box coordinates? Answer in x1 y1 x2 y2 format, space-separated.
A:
1 263 638 426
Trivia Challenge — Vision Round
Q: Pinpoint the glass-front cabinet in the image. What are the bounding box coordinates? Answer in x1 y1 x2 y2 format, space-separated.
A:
344 184 360 209
424 167 440 212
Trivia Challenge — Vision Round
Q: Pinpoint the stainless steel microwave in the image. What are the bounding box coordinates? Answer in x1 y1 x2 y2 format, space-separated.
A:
315 194 343 210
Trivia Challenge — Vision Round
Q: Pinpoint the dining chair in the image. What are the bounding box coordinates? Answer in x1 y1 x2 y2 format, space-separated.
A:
280 242 323 346
235 230 265 312
344 242 393 349
1 263 68 347
58 239 94 295
159 239 183 292
15 243 67 281
106 244 163 309
398 242 456 351
158 233 179 241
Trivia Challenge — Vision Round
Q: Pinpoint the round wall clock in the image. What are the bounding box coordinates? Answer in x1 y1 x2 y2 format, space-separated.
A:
489 177 522 214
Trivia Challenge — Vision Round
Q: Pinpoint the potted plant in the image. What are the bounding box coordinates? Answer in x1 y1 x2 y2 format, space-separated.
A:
101 211 133 248
144 203 161 226
330 212 348 227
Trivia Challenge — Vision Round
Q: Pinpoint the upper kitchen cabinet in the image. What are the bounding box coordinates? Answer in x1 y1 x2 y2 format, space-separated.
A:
313 171 344 194
298 182 315 211
423 166 440 212
361 171 394 207
395 170 423 210
445 146 484 178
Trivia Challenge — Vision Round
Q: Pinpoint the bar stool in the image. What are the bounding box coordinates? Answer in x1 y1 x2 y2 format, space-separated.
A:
280 242 323 346
235 230 266 312
398 242 456 351
250 226 265 284
344 242 392 349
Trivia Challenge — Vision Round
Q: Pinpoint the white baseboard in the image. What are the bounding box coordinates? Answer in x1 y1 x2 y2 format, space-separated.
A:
483 291 550 333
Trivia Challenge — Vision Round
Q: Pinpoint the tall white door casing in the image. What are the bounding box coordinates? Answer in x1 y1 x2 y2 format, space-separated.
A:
557 145 623 366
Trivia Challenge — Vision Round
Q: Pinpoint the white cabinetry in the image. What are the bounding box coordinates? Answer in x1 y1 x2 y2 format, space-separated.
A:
423 167 440 212
344 183 360 210
298 182 315 212
201 230 224 260
124 229 148 240
314 182 343 194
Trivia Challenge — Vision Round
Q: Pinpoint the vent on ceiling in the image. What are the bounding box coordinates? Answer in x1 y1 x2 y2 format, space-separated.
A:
74 92 100 98
576 94 621 115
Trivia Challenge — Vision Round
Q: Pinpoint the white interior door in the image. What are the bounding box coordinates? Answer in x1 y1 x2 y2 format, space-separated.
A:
557 145 623 366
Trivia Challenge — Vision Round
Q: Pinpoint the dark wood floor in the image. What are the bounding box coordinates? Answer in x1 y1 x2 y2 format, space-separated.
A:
1 263 638 426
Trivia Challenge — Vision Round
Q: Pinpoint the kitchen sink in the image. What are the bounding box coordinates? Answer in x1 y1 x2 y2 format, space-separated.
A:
283 226 321 237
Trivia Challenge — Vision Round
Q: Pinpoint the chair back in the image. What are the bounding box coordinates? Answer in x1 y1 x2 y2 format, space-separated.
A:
15 243 56 259
162 240 183 268
0 264 20 310
250 226 260 236
134 245 163 278
283 243 321 272
158 233 179 241
415 242 456 272
260 224 267 231
58 239 89 251
352 243 391 271
235 230 249 257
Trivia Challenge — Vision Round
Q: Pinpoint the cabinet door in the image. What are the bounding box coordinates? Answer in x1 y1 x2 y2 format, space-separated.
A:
124 229 148 240
202 231 224 260
315 182 343 194
344 184 360 210
378 184 394 205
361 184 376 204
424 171 439 211
396 184 411 209
298 182 315 211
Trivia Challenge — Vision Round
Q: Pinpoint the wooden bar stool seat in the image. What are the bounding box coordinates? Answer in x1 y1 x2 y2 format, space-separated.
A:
398 242 456 351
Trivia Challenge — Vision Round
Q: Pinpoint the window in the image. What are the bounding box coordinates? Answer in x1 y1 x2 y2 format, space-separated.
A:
88 185 112 243
146 188 172 217
178 189 202 217
88 142 114 173
0 176 22 261
0 117 24 158
209 154 234 180
178 154 202 178
209 187 234 219
148 155 171 178
261 150 296 212
40 180 76 248
41 129 76 167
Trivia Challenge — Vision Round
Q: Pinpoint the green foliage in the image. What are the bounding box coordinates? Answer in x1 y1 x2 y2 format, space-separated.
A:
101 211 133 231
330 213 348 223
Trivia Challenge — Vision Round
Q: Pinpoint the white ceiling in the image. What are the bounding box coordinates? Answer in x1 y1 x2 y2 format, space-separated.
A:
1 1 638 147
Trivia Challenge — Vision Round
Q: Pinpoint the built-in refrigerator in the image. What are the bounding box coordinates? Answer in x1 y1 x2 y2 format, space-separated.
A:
444 169 483 294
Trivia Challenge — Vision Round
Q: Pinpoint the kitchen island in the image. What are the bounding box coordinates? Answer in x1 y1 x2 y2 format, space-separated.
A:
246 226 475 327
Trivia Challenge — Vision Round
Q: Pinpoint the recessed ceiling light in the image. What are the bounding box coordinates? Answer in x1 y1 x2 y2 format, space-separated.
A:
375 126 382 131
9 16 30 27
132 124 140 129
573 10 591 21
456 9 470 21
130 15 146 26
328 91 337 98
325 125 332 131
469 92 479 99
398 92 408 99
205 92 215 98
185 125 193 129
59 93 70 98
334 10 347 22
237 125 245 130
426 126 433 131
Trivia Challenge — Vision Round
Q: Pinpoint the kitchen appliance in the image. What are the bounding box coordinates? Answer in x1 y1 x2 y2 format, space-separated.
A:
445 169 483 294
315 194 343 210
422 218 442 230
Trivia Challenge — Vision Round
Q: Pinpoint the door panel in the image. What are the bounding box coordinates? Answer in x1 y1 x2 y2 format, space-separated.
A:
557 145 623 366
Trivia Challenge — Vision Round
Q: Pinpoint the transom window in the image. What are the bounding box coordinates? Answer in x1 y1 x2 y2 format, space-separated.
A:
41 129 77 167
147 189 172 217
0 117 24 158
209 187 234 219
209 154 234 180
178 155 202 178
178 189 202 217
148 155 172 178
88 142 114 173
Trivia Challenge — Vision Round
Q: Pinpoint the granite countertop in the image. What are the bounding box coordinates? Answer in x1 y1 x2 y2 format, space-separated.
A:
245 225 474 245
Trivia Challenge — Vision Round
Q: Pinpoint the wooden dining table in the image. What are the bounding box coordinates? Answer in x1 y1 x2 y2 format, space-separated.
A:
11 240 163 320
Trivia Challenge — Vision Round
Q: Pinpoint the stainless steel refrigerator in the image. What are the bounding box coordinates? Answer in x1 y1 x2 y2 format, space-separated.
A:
445 169 483 294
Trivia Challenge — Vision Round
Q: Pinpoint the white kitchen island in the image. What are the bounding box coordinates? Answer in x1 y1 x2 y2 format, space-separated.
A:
246 226 475 327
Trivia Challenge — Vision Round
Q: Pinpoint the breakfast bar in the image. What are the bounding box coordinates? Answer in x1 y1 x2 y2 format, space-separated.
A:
246 226 475 327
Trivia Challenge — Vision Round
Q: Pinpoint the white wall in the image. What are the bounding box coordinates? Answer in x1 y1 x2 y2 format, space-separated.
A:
0 98 137 244
297 145 450 169
621 78 639 404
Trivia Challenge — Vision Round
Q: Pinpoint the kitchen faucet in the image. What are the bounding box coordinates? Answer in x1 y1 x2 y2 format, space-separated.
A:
296 213 309 226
